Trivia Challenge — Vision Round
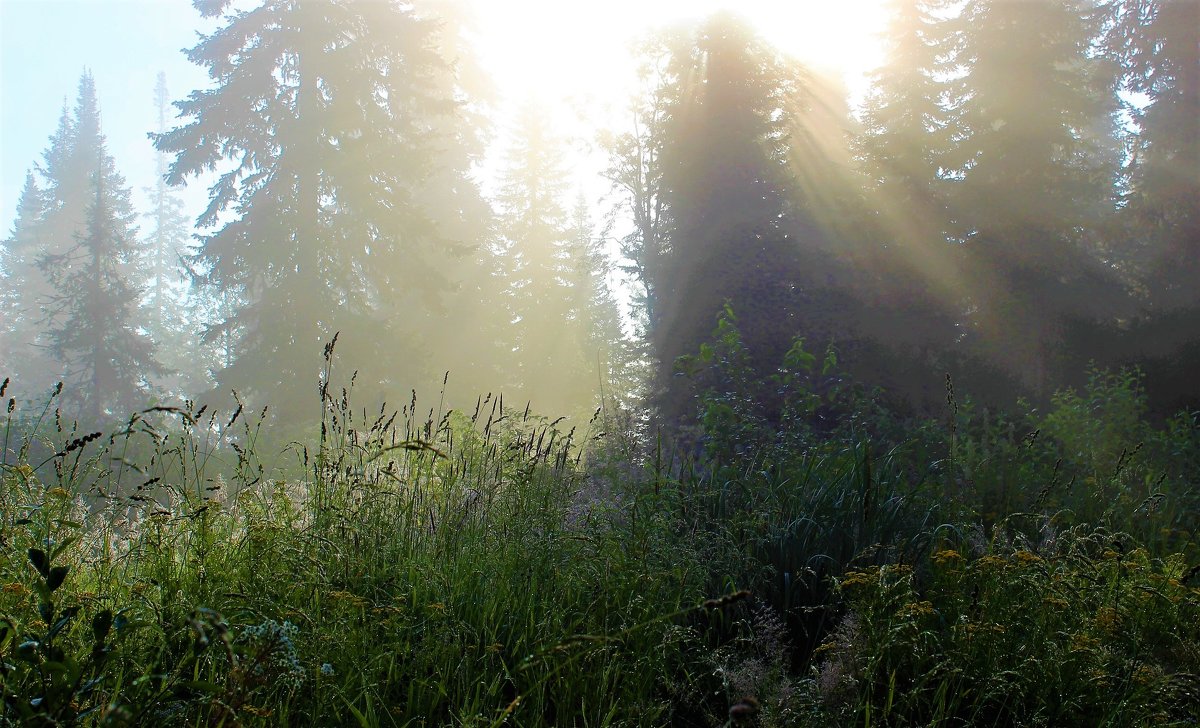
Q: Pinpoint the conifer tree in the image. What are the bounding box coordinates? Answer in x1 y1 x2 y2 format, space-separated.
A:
566 192 635 407
0 172 51 384
853 0 964 404
143 72 202 396
1105 0 1200 307
947 0 1123 392
493 106 592 416
647 14 850 426
157 0 491 421
3 72 159 406
42 166 161 424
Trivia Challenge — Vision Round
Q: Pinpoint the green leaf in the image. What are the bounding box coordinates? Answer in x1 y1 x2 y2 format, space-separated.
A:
822 348 838 376
15 641 39 663
51 535 80 561
176 679 223 695
28 548 49 578
92 610 113 643
47 607 79 640
47 566 69 593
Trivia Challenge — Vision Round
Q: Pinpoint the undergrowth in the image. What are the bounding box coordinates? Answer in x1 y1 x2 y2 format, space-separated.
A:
0 315 1197 726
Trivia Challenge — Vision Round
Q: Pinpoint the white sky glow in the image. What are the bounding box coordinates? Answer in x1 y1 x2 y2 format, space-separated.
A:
0 0 889 232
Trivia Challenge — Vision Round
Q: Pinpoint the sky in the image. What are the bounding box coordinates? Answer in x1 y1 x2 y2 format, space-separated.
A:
0 0 889 237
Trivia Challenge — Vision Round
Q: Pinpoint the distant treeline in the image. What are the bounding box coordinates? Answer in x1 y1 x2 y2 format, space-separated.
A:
1 0 1196 432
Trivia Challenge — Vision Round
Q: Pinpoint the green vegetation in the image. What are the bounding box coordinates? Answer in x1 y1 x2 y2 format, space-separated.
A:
2 316 1197 726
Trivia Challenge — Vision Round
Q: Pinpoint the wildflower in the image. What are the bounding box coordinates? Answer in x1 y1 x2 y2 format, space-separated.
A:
1132 664 1161 686
898 601 936 620
237 619 305 688
932 549 962 567
243 705 274 718
1013 550 1041 565
1093 606 1121 634
838 570 876 591
1070 632 1100 652
320 663 335 677
976 555 1008 571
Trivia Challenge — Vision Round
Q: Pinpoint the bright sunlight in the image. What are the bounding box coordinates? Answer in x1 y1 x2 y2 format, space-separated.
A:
473 0 892 113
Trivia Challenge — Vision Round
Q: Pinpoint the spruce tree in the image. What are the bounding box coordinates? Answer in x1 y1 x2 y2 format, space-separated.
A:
0 172 51 385
3 72 159 406
143 72 202 397
648 14 850 427
948 0 1124 392
566 192 635 408
42 165 161 425
854 0 964 405
1105 0 1200 307
157 0 492 421
493 105 592 417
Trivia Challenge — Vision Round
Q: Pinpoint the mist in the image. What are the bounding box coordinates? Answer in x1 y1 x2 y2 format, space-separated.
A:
2 0 1194 433
1 1 1199 724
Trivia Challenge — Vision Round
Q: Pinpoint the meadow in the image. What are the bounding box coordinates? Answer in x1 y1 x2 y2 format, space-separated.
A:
1 335 1198 726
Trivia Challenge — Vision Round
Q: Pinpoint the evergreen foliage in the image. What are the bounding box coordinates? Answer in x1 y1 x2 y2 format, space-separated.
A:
42 169 161 425
1 2 1200 725
493 106 628 418
143 72 205 398
1104 0 1200 308
947 0 1126 393
3 72 161 417
155 0 493 422
639 15 857 429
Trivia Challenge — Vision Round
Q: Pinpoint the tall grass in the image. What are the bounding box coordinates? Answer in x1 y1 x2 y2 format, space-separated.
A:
0 324 1197 726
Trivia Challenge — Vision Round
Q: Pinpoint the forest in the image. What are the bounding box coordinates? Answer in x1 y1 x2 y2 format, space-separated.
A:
0 0 1197 725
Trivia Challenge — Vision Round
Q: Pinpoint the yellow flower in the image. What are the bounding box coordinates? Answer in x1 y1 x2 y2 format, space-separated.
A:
1094 606 1121 633
242 705 274 718
976 555 1008 571
329 590 368 608
15 464 34 478
1043 595 1069 609
1132 664 1161 686
1013 550 1041 565
46 486 71 500
1070 632 1100 652
932 549 962 567
898 600 936 620
838 570 877 591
